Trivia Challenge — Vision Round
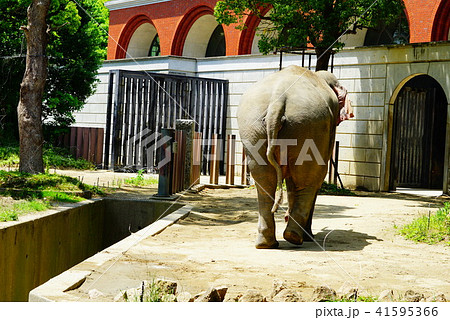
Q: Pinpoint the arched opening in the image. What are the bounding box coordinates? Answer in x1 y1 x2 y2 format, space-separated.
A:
126 22 158 58
389 75 448 191
148 35 160 57
238 7 272 55
364 11 409 46
431 0 450 41
182 14 222 57
206 25 226 57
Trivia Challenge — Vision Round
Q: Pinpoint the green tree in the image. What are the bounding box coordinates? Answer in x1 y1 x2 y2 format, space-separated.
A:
215 0 405 70
0 0 109 141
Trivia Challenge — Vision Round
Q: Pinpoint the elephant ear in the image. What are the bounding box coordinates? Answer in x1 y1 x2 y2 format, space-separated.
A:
338 97 354 125
332 84 354 125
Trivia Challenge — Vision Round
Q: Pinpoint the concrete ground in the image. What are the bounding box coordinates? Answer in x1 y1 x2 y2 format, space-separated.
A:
53 175 450 302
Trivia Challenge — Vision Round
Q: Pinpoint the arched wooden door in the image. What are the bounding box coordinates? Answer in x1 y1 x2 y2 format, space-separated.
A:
390 75 448 190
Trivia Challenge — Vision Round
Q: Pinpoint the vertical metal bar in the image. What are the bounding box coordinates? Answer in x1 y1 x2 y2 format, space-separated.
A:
333 141 339 185
135 78 143 168
111 70 124 170
142 79 149 168
104 71 115 168
200 81 208 174
302 49 305 68
121 77 131 167
220 81 229 175
128 77 137 168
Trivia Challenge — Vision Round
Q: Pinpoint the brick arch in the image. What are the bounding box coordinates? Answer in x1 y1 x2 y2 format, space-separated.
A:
431 0 450 41
238 7 272 55
116 15 156 59
171 5 215 56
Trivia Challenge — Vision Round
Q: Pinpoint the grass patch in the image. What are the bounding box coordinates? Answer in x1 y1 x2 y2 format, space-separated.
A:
0 145 95 170
398 202 450 245
0 170 105 199
0 170 104 194
0 170 105 222
0 199 51 222
319 182 356 196
124 170 158 187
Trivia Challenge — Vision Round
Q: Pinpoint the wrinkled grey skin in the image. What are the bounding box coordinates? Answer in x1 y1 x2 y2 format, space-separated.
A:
238 65 349 249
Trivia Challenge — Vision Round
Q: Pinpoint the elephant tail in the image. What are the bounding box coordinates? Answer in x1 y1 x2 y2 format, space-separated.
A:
265 93 286 213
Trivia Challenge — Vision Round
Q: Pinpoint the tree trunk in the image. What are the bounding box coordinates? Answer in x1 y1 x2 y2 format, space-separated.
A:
315 47 332 71
17 0 51 173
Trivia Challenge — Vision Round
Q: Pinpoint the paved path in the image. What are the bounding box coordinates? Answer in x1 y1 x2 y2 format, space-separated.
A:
64 185 449 301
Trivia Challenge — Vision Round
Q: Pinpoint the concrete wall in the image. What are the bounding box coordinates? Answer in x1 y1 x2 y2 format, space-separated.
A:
0 199 182 301
0 200 104 301
73 42 450 192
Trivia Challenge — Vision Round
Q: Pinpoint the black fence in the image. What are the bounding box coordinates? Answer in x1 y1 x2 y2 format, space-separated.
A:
277 47 335 72
104 70 228 174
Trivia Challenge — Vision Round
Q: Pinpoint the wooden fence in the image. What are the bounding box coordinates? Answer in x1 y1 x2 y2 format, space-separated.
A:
58 127 104 166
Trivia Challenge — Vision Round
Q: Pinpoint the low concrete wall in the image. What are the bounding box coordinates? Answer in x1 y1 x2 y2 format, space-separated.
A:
29 202 192 302
0 198 183 302
102 199 183 248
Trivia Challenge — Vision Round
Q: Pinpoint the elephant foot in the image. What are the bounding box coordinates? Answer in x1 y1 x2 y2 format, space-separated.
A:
283 229 303 245
255 235 279 249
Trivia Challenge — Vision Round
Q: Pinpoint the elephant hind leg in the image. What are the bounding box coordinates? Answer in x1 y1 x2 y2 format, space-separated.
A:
283 182 318 245
303 190 319 242
255 182 279 249
251 167 279 249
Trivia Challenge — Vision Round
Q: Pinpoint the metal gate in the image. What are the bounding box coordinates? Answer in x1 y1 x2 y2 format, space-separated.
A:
390 85 444 189
104 70 228 173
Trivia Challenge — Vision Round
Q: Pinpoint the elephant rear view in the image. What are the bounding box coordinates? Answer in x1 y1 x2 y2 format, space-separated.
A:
238 65 353 249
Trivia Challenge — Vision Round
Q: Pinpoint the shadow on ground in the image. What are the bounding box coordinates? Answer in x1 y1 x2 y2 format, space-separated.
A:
277 228 382 252
180 189 358 226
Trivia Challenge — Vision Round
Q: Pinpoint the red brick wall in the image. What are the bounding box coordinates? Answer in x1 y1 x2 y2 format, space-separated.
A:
106 0 449 60
404 0 444 42
107 0 242 59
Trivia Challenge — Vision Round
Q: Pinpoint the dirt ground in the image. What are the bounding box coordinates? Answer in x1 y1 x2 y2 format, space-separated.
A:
62 175 450 302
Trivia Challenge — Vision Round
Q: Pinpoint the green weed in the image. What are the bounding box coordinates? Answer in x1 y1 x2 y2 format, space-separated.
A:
123 280 176 302
399 202 450 245
124 170 158 187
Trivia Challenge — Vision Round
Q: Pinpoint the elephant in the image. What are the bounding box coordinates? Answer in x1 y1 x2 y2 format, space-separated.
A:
238 65 353 249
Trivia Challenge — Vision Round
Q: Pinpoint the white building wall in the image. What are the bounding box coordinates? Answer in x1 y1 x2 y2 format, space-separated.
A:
74 42 450 191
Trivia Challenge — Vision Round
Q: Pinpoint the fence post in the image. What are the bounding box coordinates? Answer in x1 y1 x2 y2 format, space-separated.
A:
156 128 175 197
241 149 249 185
192 132 202 185
176 119 195 189
226 134 236 185
209 134 221 184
